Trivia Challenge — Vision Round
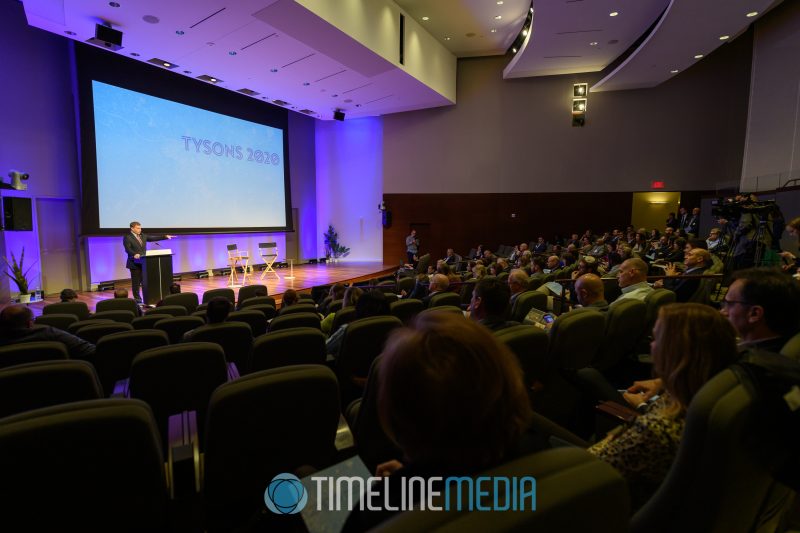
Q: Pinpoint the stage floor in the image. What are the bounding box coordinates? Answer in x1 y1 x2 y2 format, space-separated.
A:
24 262 397 316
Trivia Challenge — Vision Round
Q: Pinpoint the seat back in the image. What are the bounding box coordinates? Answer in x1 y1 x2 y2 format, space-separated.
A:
376 448 628 532
244 304 277 320
428 292 461 308
631 369 794 532
644 288 677 333
94 330 170 394
0 399 168 529
459 279 477 307
311 284 332 304
67 318 114 334
593 299 647 371
202 288 235 304
42 301 90 320
332 306 358 331
418 305 464 317
337 316 403 404
34 313 79 331
75 323 134 345
227 310 268 337
161 292 199 313
239 295 277 310
780 332 800 361
494 325 549 386
327 299 344 314
390 299 424 325
278 302 317 316
188 322 253 373
397 276 415 295
687 276 718 305
153 316 205 344
268 312 321 332
415 253 431 274
0 360 103 418
0 341 69 370
237 284 268 306
91 310 136 324
251 328 326 372
203 365 340 531
95 298 139 315
144 305 187 317
131 314 172 330
511 291 548 322
129 342 228 446
548 309 606 370
603 278 622 303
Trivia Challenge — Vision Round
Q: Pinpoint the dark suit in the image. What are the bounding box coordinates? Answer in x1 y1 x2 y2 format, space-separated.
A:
685 215 699 236
664 266 707 303
123 231 168 301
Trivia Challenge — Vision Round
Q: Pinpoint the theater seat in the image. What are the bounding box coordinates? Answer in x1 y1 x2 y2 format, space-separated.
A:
278 302 317 316
593 299 647 375
250 327 326 372
510 291 548 323
42 301 90 320
0 341 68 370
237 284 268 306
153 316 205 344
131 314 172 330
67 318 114 334
631 368 794 532
494 325 549 388
0 399 169 530
227 309 268 337
375 448 629 532
145 305 187 317
202 288 235 304
94 330 169 395
34 313 79 330
238 295 277 310
390 299 424 325
337 316 402 405
160 292 199 314
95 297 140 315
332 306 358 331
428 292 461 308
92 310 137 323
75 322 134 344
268 312 321 332
186 322 253 374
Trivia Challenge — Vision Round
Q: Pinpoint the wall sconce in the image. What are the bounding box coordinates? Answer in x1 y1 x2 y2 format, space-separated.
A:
572 83 588 127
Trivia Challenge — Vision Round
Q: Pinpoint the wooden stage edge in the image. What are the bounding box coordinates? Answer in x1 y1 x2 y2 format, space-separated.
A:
23 262 398 316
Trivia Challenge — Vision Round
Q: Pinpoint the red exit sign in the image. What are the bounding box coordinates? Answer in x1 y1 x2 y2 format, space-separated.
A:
651 181 665 189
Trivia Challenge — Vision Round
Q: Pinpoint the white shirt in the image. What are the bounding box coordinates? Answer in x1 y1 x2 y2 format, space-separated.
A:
611 281 653 306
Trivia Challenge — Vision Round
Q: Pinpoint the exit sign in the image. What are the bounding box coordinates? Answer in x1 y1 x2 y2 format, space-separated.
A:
651 181 665 189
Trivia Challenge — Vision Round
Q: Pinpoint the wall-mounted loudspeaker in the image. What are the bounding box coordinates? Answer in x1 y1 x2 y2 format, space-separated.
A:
3 197 33 231
333 110 345 122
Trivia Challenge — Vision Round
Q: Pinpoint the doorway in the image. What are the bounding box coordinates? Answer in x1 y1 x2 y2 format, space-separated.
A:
631 192 681 233
36 198 80 295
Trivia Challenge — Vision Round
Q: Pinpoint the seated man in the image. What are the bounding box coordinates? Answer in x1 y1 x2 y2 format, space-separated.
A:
422 273 450 308
113 288 129 299
184 297 231 341
442 248 458 266
59 288 78 302
469 277 518 331
533 237 547 254
507 269 529 307
654 248 711 302
706 227 727 254
574 273 609 310
611 258 653 307
0 305 95 360
529 256 547 280
545 255 562 272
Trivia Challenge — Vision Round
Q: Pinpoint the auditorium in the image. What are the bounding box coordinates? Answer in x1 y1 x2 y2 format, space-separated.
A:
1 0 799 531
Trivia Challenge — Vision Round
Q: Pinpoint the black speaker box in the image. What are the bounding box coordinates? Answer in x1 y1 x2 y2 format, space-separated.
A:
3 197 33 231
95 24 123 47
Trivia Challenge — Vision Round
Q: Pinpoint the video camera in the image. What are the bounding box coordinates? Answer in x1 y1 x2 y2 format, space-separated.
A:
1 170 29 191
711 196 780 219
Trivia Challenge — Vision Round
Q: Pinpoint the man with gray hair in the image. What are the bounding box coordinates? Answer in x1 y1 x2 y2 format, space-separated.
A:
507 269 529 307
611 258 653 306
422 273 450 308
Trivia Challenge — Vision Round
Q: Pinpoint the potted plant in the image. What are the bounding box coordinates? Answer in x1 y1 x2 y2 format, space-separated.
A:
2 247 35 304
323 225 351 263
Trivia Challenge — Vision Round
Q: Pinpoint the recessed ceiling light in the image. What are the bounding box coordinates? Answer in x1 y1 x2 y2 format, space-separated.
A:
422 16 429 21
303 82 310 86
270 68 278 73
183 70 191 74
719 35 730 40
670 69 679 73
130 52 140 57
65 30 76 36
228 51 237 56
445 36 451 41
497 1 503 4
522 29 528 36
589 41 598 46
210 78 217 83
609 11 619 17
746 11 758 17
512 47 517 53
494 15 502 20
490 29 497 33
175 30 184 35
694 54 703 59
109 2 120 6
162 62 171 67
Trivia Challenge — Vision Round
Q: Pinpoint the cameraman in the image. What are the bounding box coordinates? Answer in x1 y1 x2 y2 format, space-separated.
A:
778 216 800 273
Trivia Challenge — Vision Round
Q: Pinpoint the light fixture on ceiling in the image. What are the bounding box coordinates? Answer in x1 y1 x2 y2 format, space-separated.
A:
572 83 588 127
522 29 528 36
746 11 758 17
495 15 502 20
229 51 237 56
589 41 598 46
719 35 730 40
109 1 120 6
303 82 310 86
183 70 191 74
175 30 184 35
497 1 504 4
609 11 619 17
512 47 517 53
694 54 703 59
573 83 587 97
270 68 278 73
65 30 76 36
130 52 140 56
148 57 178 69
422 16 429 21
445 36 451 41
163 62 171 67
491 29 497 33
670 69 679 73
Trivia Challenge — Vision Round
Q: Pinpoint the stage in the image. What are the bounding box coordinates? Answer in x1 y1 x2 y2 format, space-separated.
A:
24 262 397 316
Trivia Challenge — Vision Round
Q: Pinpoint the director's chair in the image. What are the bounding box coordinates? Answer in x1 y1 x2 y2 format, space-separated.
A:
259 242 279 280
226 244 251 286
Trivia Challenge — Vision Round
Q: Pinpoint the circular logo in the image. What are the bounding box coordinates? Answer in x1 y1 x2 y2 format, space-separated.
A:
264 473 308 514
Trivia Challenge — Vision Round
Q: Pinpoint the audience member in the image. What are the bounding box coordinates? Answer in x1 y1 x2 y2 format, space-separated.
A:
706 227 727 255
574 274 609 310
281 289 298 308
184 297 231 341
507 269 529 306
59 288 78 302
470 277 517 331
422 274 449 308
321 286 363 334
113 288 129 299
654 248 711 302
0 304 95 360
327 290 391 356
611 258 653 306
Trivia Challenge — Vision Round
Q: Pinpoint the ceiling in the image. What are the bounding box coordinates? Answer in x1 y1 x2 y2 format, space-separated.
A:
21 0 784 121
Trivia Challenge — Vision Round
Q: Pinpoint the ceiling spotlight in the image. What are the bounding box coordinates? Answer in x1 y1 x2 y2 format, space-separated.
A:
670 69 679 73
746 11 758 17
522 29 528 36
719 35 730 40
210 77 217 82
65 30 76 36
183 70 191 74
445 36 451 41
497 1 504 4
512 47 517 53
495 15 502 20
303 82 310 86
162 62 171 67
109 1 120 6
491 29 497 33
609 11 619 17
694 54 703 59
130 52 140 56
176 30 184 35
229 51 237 56
422 16 429 21
589 41 598 46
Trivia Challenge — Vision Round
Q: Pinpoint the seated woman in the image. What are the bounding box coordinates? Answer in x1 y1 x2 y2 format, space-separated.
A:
343 312 533 531
320 286 362 334
587 303 738 510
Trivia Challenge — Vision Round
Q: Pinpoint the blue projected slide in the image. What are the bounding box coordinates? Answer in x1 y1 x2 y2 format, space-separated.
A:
92 80 287 229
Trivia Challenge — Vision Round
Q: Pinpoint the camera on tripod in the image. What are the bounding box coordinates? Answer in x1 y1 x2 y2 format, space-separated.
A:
711 197 779 219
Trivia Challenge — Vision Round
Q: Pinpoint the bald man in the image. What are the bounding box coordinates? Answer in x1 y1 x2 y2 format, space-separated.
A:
611 258 653 306
575 273 609 310
655 247 711 302
0 304 96 360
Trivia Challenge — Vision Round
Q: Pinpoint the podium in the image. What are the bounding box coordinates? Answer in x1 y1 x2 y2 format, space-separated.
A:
142 249 173 305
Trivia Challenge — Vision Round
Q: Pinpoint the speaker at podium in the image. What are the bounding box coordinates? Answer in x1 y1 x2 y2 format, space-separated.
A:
142 248 173 305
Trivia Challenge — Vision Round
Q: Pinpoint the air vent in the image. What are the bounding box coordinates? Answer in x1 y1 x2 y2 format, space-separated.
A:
298 109 315 115
272 99 290 106
237 88 260 96
196 74 222 83
147 57 178 68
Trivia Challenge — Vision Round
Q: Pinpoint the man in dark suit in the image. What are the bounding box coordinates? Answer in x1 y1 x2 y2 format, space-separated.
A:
655 248 710 302
124 221 174 303
685 207 700 236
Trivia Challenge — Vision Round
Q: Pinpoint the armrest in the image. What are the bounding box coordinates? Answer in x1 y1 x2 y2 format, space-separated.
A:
167 410 201 499
111 378 130 398
227 362 240 380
